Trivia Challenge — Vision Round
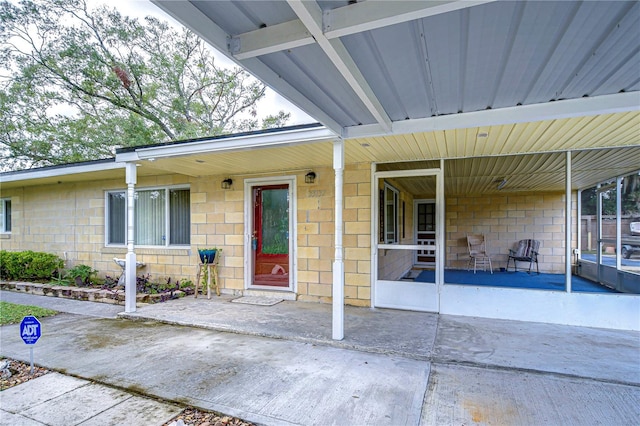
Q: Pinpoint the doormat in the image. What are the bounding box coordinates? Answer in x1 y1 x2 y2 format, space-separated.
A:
230 296 283 306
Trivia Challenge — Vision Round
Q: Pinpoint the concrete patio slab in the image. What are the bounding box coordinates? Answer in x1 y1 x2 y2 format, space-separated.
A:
119 294 439 360
434 315 640 385
0 314 430 426
1 291 639 425
0 373 182 426
0 373 87 412
422 363 640 425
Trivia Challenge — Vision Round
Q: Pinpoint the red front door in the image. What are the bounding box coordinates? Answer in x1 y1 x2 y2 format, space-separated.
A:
252 184 290 287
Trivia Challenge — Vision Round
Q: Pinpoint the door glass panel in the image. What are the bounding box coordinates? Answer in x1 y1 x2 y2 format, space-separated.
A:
261 188 289 255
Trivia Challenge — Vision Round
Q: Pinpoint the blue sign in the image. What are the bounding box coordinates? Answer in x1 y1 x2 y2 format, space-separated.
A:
20 316 41 345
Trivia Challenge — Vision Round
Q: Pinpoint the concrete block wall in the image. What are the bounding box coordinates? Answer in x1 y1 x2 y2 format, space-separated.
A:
0 167 374 307
343 163 372 307
446 192 577 273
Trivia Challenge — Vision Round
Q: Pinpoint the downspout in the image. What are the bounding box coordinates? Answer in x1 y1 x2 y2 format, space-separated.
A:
332 139 345 340
565 151 572 292
125 162 137 313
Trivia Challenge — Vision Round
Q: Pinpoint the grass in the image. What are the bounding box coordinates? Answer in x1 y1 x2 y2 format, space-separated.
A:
0 302 58 325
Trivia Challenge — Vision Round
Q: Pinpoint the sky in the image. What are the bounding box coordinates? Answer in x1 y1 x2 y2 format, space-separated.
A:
104 0 314 125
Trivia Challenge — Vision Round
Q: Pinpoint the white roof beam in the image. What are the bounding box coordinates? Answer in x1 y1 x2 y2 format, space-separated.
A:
344 92 640 139
230 20 314 60
324 0 496 39
232 1 495 60
287 0 392 133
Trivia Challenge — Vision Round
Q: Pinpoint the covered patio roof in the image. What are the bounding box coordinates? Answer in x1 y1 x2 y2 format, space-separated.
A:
152 0 639 138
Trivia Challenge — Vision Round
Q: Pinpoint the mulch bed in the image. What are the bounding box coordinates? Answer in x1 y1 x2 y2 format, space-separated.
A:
0 358 50 390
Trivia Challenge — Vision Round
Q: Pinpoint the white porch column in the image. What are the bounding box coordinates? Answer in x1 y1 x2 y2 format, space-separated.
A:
125 162 137 313
332 139 345 340
565 151 572 292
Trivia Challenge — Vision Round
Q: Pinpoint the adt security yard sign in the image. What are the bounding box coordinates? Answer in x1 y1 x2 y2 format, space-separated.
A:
20 316 41 375
20 316 41 345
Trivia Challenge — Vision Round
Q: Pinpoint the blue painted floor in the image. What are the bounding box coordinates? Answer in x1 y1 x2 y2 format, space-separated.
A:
415 269 619 293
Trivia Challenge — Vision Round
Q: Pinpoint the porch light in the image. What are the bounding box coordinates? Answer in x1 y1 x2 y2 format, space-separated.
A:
221 178 233 189
305 171 316 184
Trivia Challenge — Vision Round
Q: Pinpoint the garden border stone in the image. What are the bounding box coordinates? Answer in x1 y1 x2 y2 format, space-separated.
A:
0 281 186 305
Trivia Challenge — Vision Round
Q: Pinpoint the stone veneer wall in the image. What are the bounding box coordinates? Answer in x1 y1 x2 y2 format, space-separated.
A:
446 192 578 273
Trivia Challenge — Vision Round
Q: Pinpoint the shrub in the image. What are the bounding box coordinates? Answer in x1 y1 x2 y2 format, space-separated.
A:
0 250 64 281
64 264 98 287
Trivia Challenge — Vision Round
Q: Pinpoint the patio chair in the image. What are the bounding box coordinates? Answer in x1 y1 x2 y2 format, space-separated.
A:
506 239 540 274
467 234 493 274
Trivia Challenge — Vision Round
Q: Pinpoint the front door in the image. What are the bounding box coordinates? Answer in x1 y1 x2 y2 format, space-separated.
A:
252 184 290 287
415 200 436 266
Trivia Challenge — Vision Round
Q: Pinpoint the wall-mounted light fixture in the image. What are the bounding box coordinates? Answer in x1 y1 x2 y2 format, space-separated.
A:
305 171 316 184
221 178 233 189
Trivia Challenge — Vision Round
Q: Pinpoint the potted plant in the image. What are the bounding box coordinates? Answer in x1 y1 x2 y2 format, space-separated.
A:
198 248 218 264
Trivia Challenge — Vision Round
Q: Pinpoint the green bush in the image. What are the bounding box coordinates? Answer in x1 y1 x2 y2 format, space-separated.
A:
0 250 64 281
64 264 98 286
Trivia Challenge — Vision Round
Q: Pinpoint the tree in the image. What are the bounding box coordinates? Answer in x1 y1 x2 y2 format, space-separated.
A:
0 0 290 170
581 173 640 216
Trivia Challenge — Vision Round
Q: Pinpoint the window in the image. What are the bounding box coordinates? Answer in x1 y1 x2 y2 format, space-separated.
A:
0 199 11 233
383 182 399 243
106 187 190 246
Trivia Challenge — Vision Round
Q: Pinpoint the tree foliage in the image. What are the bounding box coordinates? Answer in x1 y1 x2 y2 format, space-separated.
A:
0 0 290 170
581 173 640 216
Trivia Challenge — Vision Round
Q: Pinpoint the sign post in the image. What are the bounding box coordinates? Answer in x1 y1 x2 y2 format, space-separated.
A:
20 316 41 375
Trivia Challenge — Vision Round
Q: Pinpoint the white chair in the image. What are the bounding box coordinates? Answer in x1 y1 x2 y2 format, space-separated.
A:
467 234 493 274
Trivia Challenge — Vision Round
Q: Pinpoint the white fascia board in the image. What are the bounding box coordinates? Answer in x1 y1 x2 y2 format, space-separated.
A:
344 92 640 139
324 0 496 38
115 151 140 163
288 0 392 132
127 126 337 161
151 0 230 53
0 161 124 183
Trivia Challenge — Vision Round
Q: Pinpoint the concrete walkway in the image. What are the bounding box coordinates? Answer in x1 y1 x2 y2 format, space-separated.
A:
1 290 639 425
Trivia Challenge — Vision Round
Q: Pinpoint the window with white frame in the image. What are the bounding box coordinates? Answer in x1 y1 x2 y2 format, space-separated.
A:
106 187 190 246
0 198 11 233
383 182 399 243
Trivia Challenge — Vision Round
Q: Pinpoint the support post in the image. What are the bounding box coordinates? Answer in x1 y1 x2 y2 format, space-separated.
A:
332 139 345 340
125 162 137 313
565 151 572 292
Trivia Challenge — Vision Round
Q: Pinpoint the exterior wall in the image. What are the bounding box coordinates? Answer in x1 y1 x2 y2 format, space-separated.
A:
0 162 374 307
446 192 578 273
0 175 193 281
1 166 580 306
342 163 372 307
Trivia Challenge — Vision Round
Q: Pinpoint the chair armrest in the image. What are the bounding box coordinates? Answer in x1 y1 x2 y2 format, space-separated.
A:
508 249 516 256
